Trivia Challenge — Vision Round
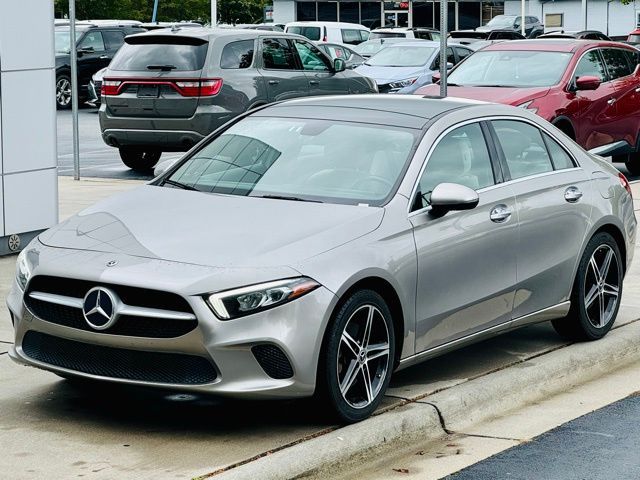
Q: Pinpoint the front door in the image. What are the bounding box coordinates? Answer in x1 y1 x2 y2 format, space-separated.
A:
258 37 309 102
292 38 350 96
410 121 518 353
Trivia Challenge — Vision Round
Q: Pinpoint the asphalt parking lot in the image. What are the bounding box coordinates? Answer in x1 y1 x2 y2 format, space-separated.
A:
57 108 640 182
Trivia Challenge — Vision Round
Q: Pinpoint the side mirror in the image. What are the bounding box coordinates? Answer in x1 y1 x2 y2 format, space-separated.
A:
575 75 601 91
432 71 441 83
430 183 479 214
446 62 454 70
78 46 94 54
334 58 346 73
154 159 178 177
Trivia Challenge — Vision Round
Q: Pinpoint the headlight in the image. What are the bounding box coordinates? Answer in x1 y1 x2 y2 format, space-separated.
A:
16 249 32 291
206 277 320 320
389 77 418 89
517 100 538 114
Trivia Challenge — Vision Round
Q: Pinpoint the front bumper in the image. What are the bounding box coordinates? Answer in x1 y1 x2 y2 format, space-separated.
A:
7 247 338 399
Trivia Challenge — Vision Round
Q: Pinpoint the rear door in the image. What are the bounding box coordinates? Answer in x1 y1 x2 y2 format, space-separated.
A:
102 29 126 61
257 37 309 101
292 38 351 95
104 35 209 118
77 30 107 86
489 119 592 318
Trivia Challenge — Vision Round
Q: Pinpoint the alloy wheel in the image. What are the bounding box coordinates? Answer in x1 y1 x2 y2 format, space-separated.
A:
337 304 390 409
56 78 72 107
583 244 620 329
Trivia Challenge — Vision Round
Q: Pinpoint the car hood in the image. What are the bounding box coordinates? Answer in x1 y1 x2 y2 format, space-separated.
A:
39 185 385 269
354 65 427 85
414 84 550 105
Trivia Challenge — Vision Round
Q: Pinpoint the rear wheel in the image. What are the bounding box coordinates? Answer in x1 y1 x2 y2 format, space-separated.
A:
317 290 395 423
552 232 622 340
56 74 72 110
119 148 161 171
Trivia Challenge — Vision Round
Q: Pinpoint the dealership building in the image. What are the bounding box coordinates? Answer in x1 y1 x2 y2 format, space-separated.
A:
272 0 639 38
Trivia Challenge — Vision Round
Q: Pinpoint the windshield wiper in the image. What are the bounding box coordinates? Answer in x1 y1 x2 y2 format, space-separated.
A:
163 179 200 191
258 194 323 203
147 64 177 71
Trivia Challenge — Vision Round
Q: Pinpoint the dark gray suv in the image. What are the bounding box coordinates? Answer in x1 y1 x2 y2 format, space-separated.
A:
99 28 377 170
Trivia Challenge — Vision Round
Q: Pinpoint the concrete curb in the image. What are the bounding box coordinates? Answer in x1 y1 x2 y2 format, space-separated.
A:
209 320 640 480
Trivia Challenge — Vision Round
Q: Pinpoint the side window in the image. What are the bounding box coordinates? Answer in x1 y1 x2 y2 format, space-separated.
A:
433 47 455 69
492 120 554 180
262 38 297 70
79 31 105 52
359 30 370 42
574 50 606 82
625 49 639 72
543 133 576 170
601 48 633 80
414 123 495 210
342 29 362 45
454 47 471 62
293 40 331 71
221 40 255 69
102 30 125 50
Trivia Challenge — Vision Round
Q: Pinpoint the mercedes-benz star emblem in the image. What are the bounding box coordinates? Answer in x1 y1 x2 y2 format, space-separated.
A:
82 287 118 330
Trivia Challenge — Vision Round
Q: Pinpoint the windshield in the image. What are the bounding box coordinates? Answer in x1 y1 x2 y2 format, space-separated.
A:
448 50 572 87
486 15 517 27
367 46 436 67
628 34 640 43
287 26 321 41
166 117 418 206
55 29 71 54
354 41 385 56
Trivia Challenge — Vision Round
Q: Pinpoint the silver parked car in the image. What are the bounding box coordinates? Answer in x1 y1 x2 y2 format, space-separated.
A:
98 28 376 171
9 96 636 423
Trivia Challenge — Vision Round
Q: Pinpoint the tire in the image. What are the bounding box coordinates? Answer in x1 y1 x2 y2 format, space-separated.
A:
552 232 623 341
119 148 161 171
56 73 73 110
317 289 395 423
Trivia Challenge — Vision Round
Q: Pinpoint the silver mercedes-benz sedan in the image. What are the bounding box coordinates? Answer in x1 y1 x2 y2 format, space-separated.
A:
8 96 636 423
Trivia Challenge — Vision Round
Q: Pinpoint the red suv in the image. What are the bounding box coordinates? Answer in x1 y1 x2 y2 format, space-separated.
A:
415 40 640 174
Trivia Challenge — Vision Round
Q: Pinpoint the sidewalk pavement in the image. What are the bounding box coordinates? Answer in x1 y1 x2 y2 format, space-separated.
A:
0 177 637 480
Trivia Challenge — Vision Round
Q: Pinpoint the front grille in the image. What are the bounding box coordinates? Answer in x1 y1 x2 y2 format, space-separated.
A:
252 344 294 379
22 331 217 385
25 276 197 338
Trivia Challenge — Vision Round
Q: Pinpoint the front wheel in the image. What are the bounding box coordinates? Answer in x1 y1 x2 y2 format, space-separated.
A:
56 74 72 110
318 290 395 423
119 148 161 171
552 232 623 340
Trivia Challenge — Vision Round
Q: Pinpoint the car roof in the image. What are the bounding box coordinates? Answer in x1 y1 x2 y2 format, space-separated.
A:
285 21 366 28
482 38 629 53
252 95 485 130
128 27 300 40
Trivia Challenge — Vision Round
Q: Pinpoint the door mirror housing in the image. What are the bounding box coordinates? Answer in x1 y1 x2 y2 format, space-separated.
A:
575 75 601 91
430 183 479 214
334 58 346 73
446 61 454 70
154 159 179 178
432 71 441 83
78 46 94 54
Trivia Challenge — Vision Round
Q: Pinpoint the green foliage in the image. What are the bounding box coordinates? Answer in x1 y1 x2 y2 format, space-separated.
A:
54 0 267 24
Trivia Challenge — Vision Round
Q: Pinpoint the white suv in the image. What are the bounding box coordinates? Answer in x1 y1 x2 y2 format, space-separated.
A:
369 27 441 41
285 21 370 46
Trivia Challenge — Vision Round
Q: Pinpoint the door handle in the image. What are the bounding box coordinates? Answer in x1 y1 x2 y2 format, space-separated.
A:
99 55 109 60
309 80 319 85
268 80 280 85
635 87 640 93
607 98 616 105
564 186 583 203
490 204 511 223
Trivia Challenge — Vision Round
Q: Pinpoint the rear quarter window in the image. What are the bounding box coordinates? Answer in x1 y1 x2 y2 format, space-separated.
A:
110 38 209 71
220 40 255 69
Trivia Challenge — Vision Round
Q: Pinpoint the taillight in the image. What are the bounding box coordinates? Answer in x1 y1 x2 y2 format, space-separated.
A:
101 80 121 95
175 79 223 97
619 173 633 197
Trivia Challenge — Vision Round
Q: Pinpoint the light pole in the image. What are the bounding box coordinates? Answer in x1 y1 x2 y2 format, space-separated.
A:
211 0 217 26
521 0 526 36
152 0 159 23
69 0 80 180
439 0 447 97
582 0 587 30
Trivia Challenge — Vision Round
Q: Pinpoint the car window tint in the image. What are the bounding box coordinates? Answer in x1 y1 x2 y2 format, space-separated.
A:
293 40 331 71
543 133 575 170
262 38 297 70
102 30 125 50
221 40 254 69
602 48 633 80
342 29 362 45
624 49 639 71
79 31 105 51
493 120 553 180
574 50 606 81
287 26 321 41
359 30 370 42
433 47 455 69
455 47 471 61
415 123 495 210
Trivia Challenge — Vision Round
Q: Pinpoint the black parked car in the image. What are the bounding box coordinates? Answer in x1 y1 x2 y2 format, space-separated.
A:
55 21 146 109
